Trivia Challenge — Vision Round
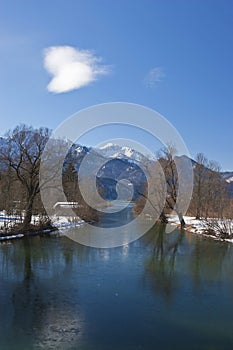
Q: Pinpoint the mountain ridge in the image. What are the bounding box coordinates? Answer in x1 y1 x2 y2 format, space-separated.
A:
0 137 232 198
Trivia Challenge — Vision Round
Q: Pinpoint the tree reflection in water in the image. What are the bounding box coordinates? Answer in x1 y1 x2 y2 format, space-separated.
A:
2 237 85 350
1 222 233 350
188 235 229 291
142 223 232 302
141 224 185 301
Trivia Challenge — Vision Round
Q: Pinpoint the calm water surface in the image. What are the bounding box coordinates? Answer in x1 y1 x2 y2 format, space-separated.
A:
0 212 233 349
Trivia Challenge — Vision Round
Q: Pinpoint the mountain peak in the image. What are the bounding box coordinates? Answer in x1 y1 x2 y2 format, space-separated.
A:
95 143 149 163
99 142 114 150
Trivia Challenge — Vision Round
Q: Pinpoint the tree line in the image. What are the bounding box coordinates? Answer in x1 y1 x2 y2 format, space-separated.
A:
0 124 98 233
0 124 232 234
134 145 232 226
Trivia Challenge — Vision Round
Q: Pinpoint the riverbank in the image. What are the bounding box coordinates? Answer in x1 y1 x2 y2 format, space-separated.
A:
0 222 58 242
168 215 233 243
0 212 87 242
1 211 233 244
0 228 56 242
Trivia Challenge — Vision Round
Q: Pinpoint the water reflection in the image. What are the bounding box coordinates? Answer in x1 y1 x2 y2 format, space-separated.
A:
141 225 185 301
189 235 228 286
141 224 233 299
1 218 233 349
0 238 85 349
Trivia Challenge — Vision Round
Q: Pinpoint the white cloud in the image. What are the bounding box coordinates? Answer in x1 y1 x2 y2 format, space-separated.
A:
43 46 110 93
144 67 165 87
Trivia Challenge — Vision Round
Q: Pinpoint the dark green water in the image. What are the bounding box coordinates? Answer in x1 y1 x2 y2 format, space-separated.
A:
0 222 233 349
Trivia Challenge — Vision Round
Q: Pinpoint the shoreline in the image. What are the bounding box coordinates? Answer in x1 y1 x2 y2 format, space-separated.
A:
0 215 87 243
167 215 233 244
1 214 232 244
0 227 58 242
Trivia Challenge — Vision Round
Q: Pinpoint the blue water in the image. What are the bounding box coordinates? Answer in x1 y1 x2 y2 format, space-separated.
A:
0 218 233 349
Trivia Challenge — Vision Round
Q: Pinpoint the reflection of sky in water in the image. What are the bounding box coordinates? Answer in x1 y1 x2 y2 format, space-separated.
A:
1 228 233 349
34 303 84 349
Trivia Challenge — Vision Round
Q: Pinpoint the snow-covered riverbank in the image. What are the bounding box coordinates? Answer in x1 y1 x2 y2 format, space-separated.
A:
168 215 233 243
0 211 86 242
1 210 233 244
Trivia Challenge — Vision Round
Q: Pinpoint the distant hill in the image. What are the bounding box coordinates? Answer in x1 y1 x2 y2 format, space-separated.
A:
0 136 232 198
64 143 148 201
221 171 233 197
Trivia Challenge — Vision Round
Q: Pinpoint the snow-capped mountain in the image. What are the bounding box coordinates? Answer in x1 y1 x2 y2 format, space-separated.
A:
221 172 233 184
99 143 134 158
1 135 232 199
96 142 150 163
63 143 147 201
63 143 233 200
221 171 233 197
226 177 233 184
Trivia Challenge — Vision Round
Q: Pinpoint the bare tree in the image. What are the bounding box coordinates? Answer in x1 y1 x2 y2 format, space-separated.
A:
204 160 227 219
0 124 50 228
193 153 207 219
159 145 186 227
134 159 167 222
190 154 228 219
62 161 100 222
134 145 191 227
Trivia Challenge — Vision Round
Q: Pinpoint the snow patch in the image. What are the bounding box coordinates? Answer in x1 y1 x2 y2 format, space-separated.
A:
167 215 233 242
122 146 133 158
99 143 114 150
226 176 233 183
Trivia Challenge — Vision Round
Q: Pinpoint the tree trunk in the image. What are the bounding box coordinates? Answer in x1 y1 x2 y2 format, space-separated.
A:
23 197 34 228
195 209 200 220
159 211 168 223
178 212 186 228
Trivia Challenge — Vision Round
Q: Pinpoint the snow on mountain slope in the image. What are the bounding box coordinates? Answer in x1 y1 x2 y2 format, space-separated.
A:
97 143 150 163
226 176 233 183
221 172 233 182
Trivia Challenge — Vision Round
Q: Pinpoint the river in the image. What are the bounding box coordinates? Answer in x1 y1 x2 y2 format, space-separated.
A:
0 206 233 349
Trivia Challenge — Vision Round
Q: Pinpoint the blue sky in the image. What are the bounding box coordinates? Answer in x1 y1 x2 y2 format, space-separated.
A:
0 0 232 170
